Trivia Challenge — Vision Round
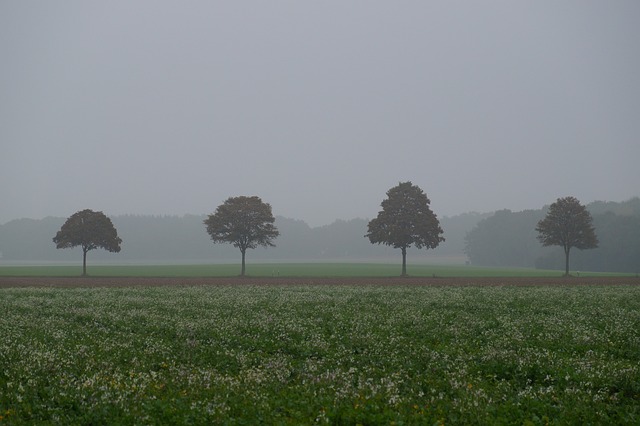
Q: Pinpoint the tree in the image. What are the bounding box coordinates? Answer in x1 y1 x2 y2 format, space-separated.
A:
53 209 122 276
536 196 598 276
366 182 444 276
204 196 279 276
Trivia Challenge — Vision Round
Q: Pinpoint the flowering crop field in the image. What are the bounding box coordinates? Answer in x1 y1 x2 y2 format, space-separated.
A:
1 284 639 424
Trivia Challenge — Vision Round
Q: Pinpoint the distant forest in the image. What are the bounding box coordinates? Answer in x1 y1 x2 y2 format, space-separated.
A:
1 198 638 273
464 197 640 273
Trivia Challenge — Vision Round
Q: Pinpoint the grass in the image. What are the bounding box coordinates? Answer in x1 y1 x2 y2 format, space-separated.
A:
0 262 632 277
0 285 639 424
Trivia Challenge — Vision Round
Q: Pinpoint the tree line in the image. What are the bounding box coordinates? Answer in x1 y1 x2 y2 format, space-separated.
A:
46 189 608 276
2 182 637 275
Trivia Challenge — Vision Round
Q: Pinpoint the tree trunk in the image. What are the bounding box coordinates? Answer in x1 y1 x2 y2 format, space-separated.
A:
564 246 571 276
240 249 246 276
82 249 88 276
401 247 407 277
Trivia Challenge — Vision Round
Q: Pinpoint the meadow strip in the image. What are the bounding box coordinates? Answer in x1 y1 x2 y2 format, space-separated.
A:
1 262 634 278
1 275 639 288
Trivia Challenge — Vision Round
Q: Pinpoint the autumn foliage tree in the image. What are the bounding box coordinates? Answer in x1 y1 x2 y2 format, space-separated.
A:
536 196 598 276
53 209 122 276
366 182 444 276
204 196 279 276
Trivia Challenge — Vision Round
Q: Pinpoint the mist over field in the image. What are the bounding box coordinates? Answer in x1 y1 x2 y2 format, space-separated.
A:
1 1 639 227
0 213 480 265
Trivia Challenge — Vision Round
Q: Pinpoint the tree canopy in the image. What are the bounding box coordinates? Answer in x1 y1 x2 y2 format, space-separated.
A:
536 196 598 276
366 182 444 276
52 209 122 276
204 196 279 275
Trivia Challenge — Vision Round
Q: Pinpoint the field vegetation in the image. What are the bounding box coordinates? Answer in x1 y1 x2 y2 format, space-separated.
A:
1 284 639 424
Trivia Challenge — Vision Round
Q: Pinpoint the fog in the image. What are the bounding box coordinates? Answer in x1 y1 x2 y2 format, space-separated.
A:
2 1 639 227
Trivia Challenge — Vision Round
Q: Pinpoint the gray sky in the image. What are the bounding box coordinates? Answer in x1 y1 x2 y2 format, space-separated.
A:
2 1 639 226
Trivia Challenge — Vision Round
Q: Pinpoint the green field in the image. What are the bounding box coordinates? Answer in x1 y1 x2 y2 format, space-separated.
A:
0 262 631 277
1 285 639 424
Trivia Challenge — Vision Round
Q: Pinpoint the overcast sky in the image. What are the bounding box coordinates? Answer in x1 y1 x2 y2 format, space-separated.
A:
2 1 639 226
